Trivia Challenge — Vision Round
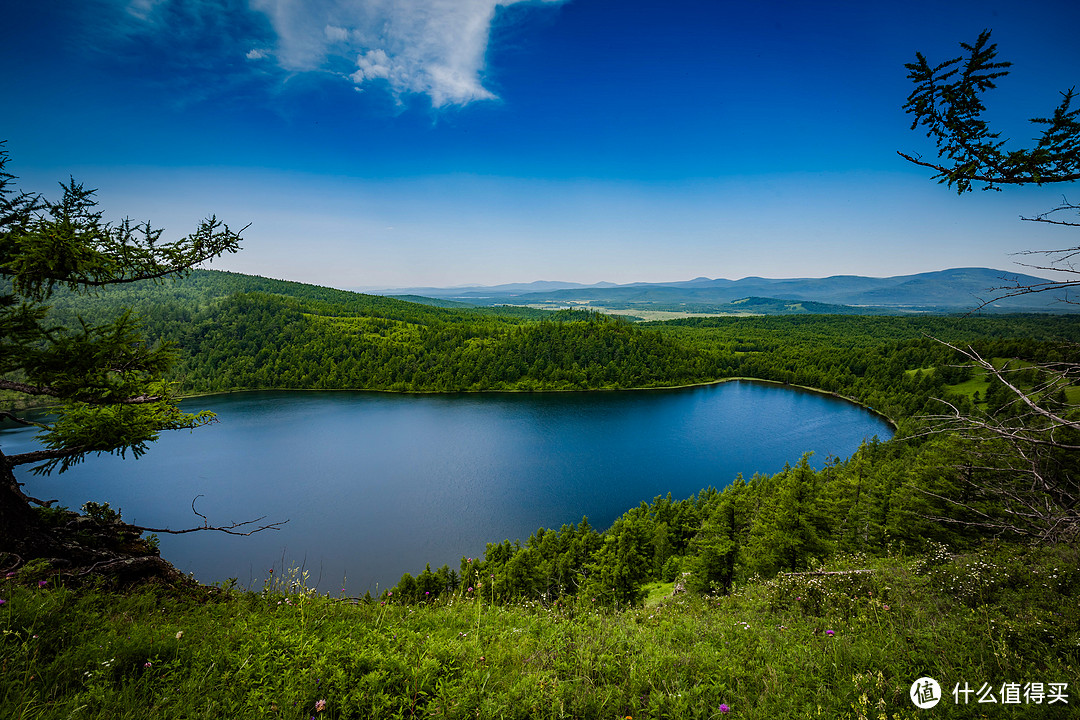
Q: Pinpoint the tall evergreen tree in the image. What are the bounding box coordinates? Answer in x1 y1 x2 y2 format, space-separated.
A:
0 144 245 575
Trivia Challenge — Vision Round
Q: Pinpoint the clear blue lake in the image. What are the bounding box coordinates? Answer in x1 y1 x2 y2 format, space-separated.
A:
4 381 893 593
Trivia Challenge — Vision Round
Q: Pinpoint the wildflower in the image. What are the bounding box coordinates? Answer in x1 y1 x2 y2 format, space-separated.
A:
0 598 5 606
144 661 152 668
175 631 183 640
719 704 731 713
38 580 47 588
883 604 890 611
315 699 327 712
825 630 835 636
467 587 474 592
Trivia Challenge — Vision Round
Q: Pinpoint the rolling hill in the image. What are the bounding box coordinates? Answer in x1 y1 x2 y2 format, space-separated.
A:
375 267 1076 314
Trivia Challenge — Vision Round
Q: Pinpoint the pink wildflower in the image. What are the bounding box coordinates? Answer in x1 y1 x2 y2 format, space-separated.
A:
719 704 731 713
315 699 327 712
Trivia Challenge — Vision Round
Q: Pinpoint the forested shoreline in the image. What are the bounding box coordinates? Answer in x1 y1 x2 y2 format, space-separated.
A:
17 269 1079 415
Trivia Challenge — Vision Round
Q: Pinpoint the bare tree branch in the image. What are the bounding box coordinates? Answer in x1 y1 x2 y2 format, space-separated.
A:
4 446 87 468
120 496 288 536
910 339 1080 543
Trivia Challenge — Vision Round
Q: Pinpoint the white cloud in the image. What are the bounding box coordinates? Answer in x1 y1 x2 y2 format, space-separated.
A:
126 0 167 21
324 24 349 43
246 48 270 60
250 0 565 107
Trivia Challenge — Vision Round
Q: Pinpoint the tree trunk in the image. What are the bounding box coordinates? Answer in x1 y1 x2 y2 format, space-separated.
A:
0 452 185 585
0 454 44 565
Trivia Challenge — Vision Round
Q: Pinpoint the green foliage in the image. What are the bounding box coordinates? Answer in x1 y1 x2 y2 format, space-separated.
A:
79 502 121 524
2 545 1076 719
901 30 1080 192
0 144 242 481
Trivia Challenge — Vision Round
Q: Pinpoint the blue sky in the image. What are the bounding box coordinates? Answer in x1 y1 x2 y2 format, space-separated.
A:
2 0 1078 289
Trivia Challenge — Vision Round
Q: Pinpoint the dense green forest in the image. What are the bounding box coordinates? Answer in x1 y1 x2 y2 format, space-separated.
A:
17 270 1080 420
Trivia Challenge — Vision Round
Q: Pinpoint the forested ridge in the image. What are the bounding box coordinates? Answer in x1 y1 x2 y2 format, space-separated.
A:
18 270 1080 420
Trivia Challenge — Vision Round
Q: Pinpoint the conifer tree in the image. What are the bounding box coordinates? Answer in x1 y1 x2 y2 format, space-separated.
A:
0 144 246 572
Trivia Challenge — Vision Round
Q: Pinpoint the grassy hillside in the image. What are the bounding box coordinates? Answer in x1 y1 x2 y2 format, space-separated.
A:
2 544 1076 718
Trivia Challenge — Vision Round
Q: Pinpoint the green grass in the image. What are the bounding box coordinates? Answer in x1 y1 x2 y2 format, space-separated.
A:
3 544 1077 719
642 581 676 607
944 374 992 400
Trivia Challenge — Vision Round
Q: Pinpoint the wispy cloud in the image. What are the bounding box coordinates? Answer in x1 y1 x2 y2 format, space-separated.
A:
250 0 565 107
125 0 168 21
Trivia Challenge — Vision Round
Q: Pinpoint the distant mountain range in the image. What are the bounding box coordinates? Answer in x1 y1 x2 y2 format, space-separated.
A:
366 268 1077 315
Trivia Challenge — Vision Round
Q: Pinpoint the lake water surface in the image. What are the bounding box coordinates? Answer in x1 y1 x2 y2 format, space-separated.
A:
4 382 892 592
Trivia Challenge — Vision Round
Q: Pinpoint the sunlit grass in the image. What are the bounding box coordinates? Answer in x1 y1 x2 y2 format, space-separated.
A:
2 544 1076 719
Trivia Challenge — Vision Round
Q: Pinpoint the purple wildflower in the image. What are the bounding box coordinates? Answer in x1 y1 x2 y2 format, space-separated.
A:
38 580 47 588
719 704 731 713
825 629 835 636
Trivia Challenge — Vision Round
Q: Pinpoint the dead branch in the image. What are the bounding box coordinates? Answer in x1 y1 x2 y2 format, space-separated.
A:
121 494 288 537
